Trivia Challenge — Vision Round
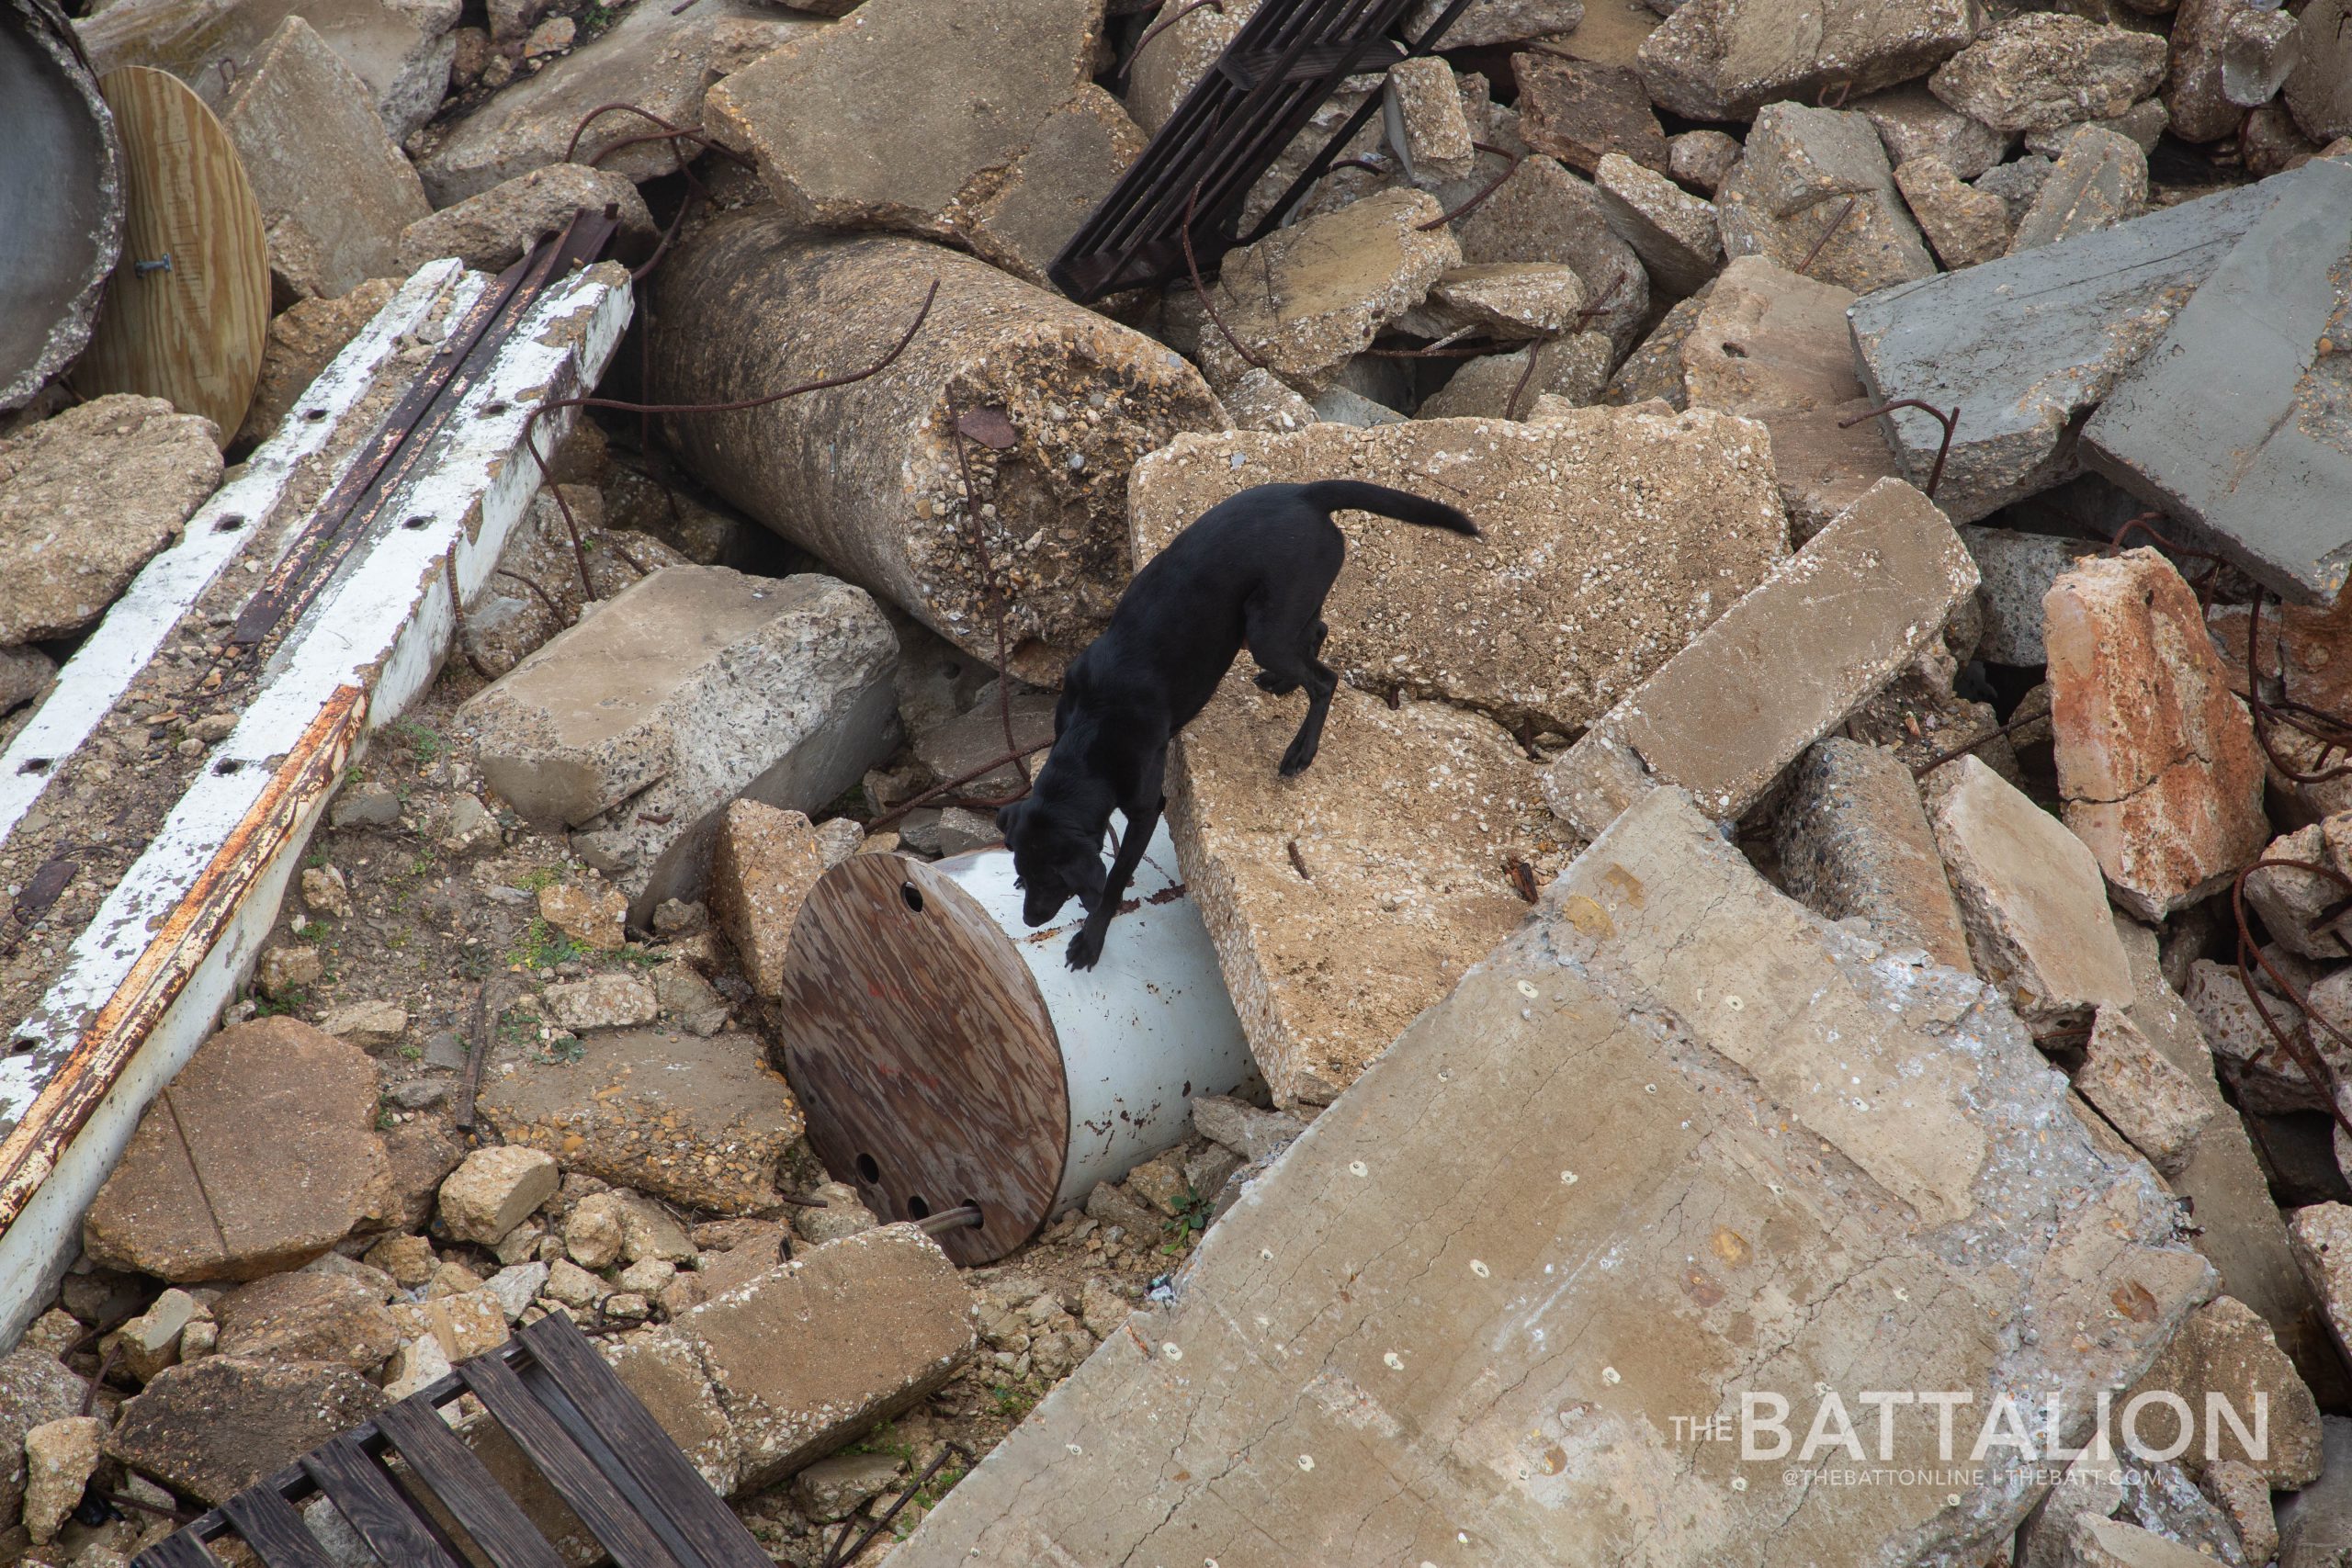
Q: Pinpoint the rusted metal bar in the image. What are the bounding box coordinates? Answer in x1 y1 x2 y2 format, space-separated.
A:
1838 397 1958 500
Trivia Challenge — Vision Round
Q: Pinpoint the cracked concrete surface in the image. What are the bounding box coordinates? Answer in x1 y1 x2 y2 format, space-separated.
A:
890 789 2211 1567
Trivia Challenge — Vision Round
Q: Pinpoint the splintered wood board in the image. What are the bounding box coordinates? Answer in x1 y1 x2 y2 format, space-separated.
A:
74 65 267 443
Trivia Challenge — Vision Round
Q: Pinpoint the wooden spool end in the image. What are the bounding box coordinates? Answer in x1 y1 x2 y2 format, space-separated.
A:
775 852 1069 1267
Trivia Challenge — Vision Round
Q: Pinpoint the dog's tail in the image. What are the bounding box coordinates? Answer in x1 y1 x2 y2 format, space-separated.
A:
1297 480 1479 537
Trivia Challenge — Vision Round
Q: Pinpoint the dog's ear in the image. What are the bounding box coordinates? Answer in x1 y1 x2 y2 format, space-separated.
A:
1069 847 1109 907
995 800 1024 838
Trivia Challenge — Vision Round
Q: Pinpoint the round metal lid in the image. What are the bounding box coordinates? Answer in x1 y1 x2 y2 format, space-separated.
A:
774 852 1069 1266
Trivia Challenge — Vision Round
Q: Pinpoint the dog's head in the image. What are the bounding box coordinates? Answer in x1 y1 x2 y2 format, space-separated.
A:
996 797 1108 928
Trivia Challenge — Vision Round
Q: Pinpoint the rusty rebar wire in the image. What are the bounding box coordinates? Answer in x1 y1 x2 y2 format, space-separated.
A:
1504 334 1553 421
2234 856 2352 1139
914 1203 985 1235
1815 77 1853 108
1419 141 1524 231
80 1341 119 1416
446 555 497 682
865 740 1057 833
1795 195 1860 277
1911 707 2046 777
1182 180 1268 371
1838 398 1958 500
1119 0 1224 78
515 280 938 604
2245 589 2352 784
560 102 753 170
821 1444 976 1568
103 1489 196 1525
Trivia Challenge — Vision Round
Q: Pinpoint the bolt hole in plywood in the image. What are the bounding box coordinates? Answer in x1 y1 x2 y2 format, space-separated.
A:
72 66 267 445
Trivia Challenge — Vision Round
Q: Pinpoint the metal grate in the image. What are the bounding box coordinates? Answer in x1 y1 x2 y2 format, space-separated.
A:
130 1312 771 1568
1047 0 1474 301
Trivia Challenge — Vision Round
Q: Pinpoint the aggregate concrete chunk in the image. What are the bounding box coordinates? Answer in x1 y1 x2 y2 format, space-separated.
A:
1121 0 1254 133
2044 550 2268 920
2112 914 2347 1407
934 85 1146 287
1602 286 1712 409
0 1350 85 1526
224 17 430 302
1224 367 1318 432
2131 1294 2324 1485
77 0 461 142
892 788 2211 1568
1897 153 2014 268
1928 755 2133 1030
1167 678 1555 1106
107 1358 389 1506
1385 56 1475 182
705 0 1102 246
463 567 899 920
1680 256 1902 534
1929 14 2169 131
1668 128 1743 193
2009 124 2148 252
544 972 659 1032
1857 83 2012 180
2244 101 2324 175
82 1019 390 1281
1776 737 1972 967
2279 1417 2352 1566
2024 98 2170 158
22 1416 104 1545
0 393 221 645
1960 525 2098 664
1592 151 1722 297
708 798 835 998
2283 0 2352 144
1634 0 1983 120
1544 478 1973 836
2291 1203 2352 1371
1407 0 1586 46
1423 262 1589 339
2080 157 2352 604
650 220 1226 682
437 1145 559 1244
1973 152 2054 222
1129 412 1787 738
477 1029 802 1213
213 1271 400 1371
2219 7 2299 113
1414 333 1613 418
1717 103 1936 294
1452 152 1651 353
1512 53 1668 175
1849 175 2282 523
1195 188 1460 394
2075 1005 2213 1171
417 0 817 202
396 164 653 275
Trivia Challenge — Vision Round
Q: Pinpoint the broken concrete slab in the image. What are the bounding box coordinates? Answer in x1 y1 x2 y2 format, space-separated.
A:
81 1018 390 1281
1546 478 1973 836
77 0 461 142
705 0 1106 255
1408 0 1588 46
1 1350 88 1528
1928 755 2133 1031
415 0 818 203
1679 255 1902 535
2009 124 2148 252
1120 0 1253 134
1512 53 1668 176
1592 151 1721 296
1224 367 1318 433
1194 187 1461 394
1130 411 1787 738
709 799 841 998
1668 128 1742 193
2244 822 2352 961
2044 549 2269 920
107 1357 389 1506
1849 175 2284 523
0 392 222 645
1420 262 1589 339
2132 1293 2324 1484
2024 97 2170 158
396 164 653 276
1167 677 1556 1107
477 1028 803 1213
650 218 1226 682
2080 156 2352 605
1857 83 2012 180
1960 525 2099 664
224 16 430 303
934 85 1146 287
2291 1203 2352 1373
2076 1005 2214 1172
1413 333 1614 417
213 1270 400 1371
1450 152 1651 353
437 1144 558 1244
462 566 899 921
1601 286 1709 409
1385 55 1475 182
1776 736 1973 968
2220 7 2299 114
894 786 2212 1568
1635 0 1984 120
22 1415 104 1546
1717 103 1937 294
2278 1416 2352 1565
1929 13 2169 131
1897 153 2014 267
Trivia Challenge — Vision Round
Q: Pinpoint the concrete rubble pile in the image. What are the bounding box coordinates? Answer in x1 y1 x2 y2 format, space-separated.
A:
6 0 2352 1562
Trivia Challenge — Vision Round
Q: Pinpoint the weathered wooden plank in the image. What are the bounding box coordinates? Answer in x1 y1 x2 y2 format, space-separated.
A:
459 1354 685 1568
378 1395 568 1568
302 1436 466 1568
220 1483 341 1568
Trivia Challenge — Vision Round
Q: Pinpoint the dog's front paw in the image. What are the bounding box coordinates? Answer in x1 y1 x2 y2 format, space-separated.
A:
1066 926 1106 971
1278 737 1319 776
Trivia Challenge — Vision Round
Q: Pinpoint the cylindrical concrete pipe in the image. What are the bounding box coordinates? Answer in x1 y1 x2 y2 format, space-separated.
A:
649 209 1227 683
774 823 1261 1266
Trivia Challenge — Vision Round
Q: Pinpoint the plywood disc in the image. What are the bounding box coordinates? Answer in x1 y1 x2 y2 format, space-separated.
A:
74 65 266 443
775 852 1070 1266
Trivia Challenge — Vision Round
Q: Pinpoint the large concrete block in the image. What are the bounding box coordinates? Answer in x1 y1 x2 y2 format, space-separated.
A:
1716 103 1937 295
1544 477 1976 836
1849 175 2285 523
2081 157 2352 604
893 788 2211 1567
460 567 899 922
1635 0 1983 120
1128 411 1788 738
1776 736 1972 968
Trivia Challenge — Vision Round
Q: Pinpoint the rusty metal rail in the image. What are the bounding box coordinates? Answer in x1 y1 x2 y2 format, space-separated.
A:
1048 0 1475 301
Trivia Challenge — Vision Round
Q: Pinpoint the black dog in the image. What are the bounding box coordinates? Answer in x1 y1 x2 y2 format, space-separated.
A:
997 479 1477 971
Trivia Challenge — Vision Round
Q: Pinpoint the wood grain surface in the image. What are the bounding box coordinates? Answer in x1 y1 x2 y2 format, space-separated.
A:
75 66 266 441
776 852 1069 1265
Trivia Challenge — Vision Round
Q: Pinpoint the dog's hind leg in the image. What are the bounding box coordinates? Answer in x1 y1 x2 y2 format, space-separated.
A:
1277 622 1339 777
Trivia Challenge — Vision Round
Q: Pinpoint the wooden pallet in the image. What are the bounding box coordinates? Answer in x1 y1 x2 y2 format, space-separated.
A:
131 1312 771 1568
